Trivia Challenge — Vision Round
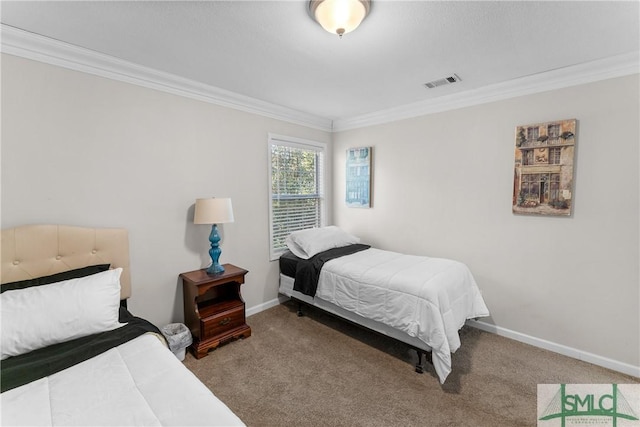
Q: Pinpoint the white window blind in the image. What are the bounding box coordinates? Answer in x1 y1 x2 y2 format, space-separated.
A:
268 134 326 260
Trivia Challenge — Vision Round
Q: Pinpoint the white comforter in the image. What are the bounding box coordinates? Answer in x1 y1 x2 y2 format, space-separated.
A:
315 248 489 383
1 334 244 426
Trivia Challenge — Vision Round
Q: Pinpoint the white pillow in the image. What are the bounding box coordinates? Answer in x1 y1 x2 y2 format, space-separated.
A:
1 268 125 360
285 226 360 259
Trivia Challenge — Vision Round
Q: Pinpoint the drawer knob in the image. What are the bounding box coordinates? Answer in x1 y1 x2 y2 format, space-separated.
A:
219 317 231 326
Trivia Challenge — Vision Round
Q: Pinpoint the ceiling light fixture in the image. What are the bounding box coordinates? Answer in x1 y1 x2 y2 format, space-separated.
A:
309 0 371 38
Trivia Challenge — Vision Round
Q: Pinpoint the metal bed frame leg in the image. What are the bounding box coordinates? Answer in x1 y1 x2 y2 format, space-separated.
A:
297 302 304 317
414 349 433 374
415 349 425 374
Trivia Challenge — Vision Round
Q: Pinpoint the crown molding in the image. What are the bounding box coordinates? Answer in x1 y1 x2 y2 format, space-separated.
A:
332 51 640 132
2 24 637 134
0 25 333 132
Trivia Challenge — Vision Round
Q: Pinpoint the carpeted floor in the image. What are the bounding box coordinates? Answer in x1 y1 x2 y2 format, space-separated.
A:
183 301 638 427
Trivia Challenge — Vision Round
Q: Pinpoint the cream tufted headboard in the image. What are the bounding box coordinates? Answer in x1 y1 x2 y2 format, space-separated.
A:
1 225 131 299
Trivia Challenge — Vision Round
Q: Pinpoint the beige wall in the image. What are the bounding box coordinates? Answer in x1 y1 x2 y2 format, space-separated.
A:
2 52 638 373
333 75 639 370
1 54 332 327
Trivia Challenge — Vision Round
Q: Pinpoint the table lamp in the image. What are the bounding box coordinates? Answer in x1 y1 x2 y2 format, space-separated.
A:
194 197 234 274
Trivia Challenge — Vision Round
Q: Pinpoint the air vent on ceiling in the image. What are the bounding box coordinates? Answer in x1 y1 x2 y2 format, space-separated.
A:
423 74 461 89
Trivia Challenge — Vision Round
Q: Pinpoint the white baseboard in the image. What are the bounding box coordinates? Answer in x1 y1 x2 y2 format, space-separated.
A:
246 297 284 317
466 319 640 379
248 300 639 379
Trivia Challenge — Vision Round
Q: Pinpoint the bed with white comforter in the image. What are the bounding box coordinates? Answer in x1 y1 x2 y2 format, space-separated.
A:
279 226 490 383
1 224 245 426
1 334 243 426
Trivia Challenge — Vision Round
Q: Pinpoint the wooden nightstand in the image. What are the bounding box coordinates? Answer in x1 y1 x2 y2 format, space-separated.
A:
180 264 251 359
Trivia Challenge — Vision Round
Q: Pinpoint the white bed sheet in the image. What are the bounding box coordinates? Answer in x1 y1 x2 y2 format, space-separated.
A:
1 334 244 426
283 247 489 383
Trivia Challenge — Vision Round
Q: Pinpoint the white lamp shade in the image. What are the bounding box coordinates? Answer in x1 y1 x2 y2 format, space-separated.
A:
194 198 234 224
312 0 369 36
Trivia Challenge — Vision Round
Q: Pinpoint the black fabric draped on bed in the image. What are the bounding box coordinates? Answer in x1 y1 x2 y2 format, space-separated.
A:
1 308 163 393
282 244 371 297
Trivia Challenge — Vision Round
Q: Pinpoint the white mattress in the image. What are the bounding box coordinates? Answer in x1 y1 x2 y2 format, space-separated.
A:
280 247 489 383
1 334 244 426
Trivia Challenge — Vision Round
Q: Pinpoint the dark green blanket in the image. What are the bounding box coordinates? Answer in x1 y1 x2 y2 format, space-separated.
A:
1 308 164 393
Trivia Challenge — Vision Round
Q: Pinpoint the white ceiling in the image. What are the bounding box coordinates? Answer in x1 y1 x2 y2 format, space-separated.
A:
1 1 639 125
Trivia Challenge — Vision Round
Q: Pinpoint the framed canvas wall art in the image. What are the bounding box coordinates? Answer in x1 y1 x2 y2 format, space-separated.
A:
346 147 372 208
512 119 577 216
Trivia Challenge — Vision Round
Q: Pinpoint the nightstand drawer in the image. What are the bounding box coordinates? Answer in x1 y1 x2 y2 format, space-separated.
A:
201 304 245 338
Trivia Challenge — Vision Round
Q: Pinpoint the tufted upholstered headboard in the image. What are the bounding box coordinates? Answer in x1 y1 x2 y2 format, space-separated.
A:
1 224 131 300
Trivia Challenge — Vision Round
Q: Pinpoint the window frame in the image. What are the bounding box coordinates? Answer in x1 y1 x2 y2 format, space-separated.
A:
522 149 534 166
267 133 327 261
549 147 562 165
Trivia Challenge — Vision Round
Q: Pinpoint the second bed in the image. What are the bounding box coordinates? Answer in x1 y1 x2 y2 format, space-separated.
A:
278 226 490 384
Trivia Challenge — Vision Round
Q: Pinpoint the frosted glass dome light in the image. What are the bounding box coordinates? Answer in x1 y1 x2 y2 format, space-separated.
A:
310 0 371 38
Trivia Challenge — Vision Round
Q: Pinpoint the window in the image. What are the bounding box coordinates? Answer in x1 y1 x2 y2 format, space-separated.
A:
549 174 561 201
547 124 561 143
522 149 534 166
521 174 540 200
527 126 539 142
549 147 561 165
548 124 560 137
268 134 326 260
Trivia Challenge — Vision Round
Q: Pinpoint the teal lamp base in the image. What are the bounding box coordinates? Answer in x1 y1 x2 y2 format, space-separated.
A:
206 263 225 275
206 224 225 275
